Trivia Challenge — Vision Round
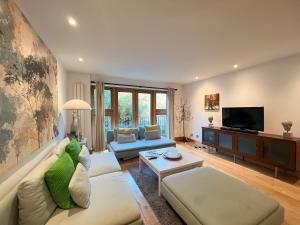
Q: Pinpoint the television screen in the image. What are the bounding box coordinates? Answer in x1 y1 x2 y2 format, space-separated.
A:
222 107 264 131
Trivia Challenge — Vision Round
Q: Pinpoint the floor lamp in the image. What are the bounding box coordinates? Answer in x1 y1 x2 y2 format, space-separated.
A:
63 99 91 141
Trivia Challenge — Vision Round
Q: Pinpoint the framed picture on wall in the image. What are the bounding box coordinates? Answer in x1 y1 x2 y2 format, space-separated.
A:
205 93 220 111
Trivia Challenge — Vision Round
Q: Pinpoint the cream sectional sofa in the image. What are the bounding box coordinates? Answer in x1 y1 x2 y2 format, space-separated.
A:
46 151 143 225
0 138 143 225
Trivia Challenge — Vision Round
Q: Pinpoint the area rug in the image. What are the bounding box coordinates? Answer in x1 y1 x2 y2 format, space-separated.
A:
128 163 186 225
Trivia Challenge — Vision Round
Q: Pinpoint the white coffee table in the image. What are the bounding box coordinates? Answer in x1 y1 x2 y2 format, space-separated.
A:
139 147 204 196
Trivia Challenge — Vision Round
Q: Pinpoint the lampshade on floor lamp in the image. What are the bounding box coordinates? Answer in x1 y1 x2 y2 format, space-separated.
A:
63 99 91 140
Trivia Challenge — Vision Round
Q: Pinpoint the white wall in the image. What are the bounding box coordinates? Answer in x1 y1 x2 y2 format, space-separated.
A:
183 54 300 141
57 61 67 123
65 72 92 147
65 72 184 146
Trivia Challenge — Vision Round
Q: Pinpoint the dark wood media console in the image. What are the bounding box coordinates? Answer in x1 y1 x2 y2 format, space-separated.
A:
202 127 300 176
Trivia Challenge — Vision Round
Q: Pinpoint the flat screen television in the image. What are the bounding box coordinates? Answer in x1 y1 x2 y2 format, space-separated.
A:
222 107 264 131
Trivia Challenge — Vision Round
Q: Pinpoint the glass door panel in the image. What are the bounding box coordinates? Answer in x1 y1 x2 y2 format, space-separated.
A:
104 89 112 109
138 93 151 127
156 115 167 136
118 92 133 128
156 93 167 109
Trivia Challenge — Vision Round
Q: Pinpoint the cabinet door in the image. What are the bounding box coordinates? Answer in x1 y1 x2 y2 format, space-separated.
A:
262 139 296 170
237 135 257 158
202 129 215 146
218 132 233 151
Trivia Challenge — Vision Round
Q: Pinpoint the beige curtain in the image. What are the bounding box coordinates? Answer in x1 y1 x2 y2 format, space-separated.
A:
167 88 175 139
91 87 96 150
95 82 105 151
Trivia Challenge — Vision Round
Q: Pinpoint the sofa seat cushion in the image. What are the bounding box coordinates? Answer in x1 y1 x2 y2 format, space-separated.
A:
162 167 282 225
88 152 121 177
109 137 175 152
46 172 141 225
109 140 149 152
144 137 176 148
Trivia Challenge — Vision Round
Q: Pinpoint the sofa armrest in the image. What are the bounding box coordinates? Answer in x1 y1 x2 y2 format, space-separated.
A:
106 130 115 143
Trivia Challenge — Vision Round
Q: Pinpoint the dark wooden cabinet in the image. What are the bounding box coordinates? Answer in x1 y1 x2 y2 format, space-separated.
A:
202 127 217 147
202 127 300 172
261 138 296 170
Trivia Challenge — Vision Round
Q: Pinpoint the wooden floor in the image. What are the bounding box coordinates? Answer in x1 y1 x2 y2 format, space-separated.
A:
120 142 300 225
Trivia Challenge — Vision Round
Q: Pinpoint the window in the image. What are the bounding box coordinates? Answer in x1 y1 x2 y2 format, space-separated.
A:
99 86 169 138
117 91 133 128
104 116 112 134
104 89 113 133
155 92 167 136
104 89 111 109
156 93 167 109
156 114 167 136
138 93 151 127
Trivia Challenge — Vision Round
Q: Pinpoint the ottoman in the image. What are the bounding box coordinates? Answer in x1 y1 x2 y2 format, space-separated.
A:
161 167 284 225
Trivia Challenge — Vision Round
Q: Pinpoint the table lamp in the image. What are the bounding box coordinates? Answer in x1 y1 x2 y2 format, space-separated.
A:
63 99 91 140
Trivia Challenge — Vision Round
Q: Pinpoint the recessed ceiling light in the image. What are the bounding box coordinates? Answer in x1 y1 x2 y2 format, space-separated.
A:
195 76 199 80
233 64 238 69
68 17 77 27
78 57 83 62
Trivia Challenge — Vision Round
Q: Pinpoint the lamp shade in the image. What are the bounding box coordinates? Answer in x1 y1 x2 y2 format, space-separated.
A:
63 99 91 110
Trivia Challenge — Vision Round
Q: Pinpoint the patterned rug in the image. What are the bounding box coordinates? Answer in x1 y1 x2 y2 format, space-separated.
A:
128 164 186 225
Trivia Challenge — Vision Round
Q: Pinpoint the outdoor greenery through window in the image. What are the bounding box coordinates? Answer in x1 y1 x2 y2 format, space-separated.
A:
138 93 151 127
118 92 133 128
155 93 167 135
100 86 168 138
104 89 111 109
156 93 167 109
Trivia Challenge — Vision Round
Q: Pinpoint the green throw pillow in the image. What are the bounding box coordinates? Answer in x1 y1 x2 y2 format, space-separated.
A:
44 152 76 209
65 139 81 166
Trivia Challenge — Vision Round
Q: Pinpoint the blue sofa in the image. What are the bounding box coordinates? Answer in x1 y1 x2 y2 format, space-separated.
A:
107 127 176 159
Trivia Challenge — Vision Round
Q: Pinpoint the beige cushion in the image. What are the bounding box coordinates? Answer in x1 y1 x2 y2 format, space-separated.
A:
162 167 282 225
117 133 136 144
144 125 160 131
116 128 133 134
54 137 70 156
46 172 141 225
88 152 121 177
18 155 58 225
78 145 91 170
69 163 91 209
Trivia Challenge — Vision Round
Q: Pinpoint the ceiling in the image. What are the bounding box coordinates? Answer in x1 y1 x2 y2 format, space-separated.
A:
15 0 300 84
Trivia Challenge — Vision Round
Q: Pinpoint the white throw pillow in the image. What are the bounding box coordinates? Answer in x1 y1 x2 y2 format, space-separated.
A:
69 163 91 208
18 154 58 225
79 145 91 170
53 137 70 156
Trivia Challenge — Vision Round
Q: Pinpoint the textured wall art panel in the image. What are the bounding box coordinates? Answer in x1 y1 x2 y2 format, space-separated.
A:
0 0 58 176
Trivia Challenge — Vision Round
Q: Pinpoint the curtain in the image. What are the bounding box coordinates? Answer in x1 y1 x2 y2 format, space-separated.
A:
95 81 105 151
91 87 96 150
167 88 175 139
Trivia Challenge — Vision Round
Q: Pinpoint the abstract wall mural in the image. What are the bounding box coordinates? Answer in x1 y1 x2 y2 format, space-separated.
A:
0 0 58 176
